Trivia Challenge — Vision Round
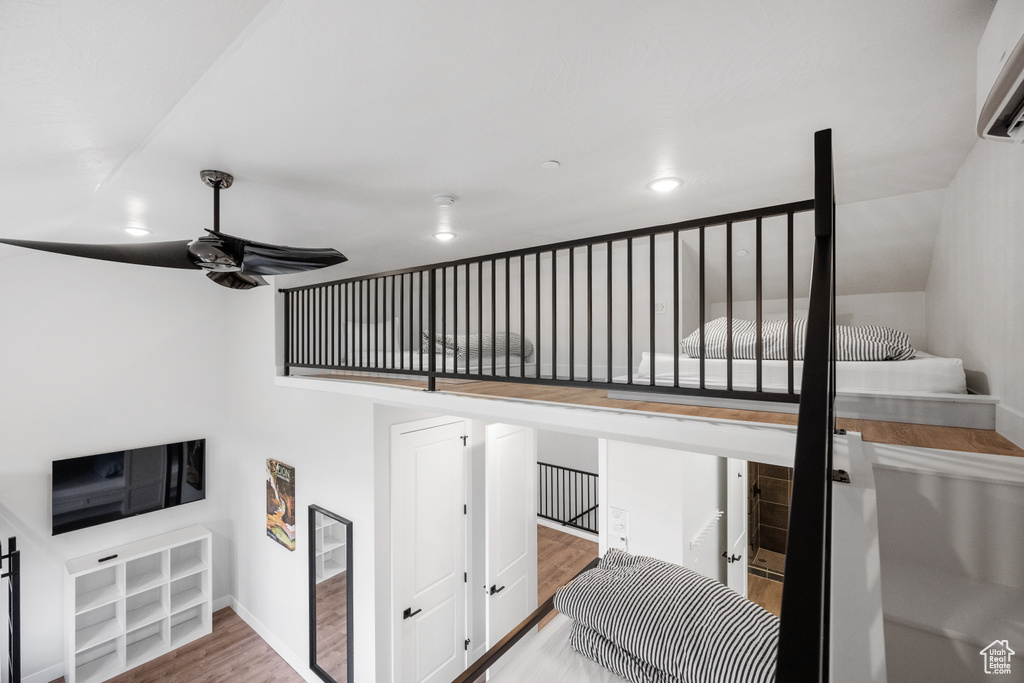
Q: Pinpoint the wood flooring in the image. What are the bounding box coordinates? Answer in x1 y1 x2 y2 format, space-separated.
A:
309 372 1024 457
49 607 304 683
536 524 599 630
748 575 783 617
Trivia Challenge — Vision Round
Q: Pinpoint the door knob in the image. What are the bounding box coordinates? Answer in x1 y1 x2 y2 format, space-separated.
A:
403 607 422 619
489 584 505 595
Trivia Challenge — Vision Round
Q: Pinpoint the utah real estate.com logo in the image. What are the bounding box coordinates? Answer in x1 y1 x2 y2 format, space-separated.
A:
980 640 1015 675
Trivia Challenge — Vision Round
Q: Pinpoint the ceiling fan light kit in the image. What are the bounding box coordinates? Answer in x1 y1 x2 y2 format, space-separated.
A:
0 170 347 289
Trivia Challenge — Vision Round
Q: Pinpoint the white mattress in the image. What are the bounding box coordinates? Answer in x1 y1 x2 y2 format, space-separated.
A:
633 351 967 394
488 613 628 683
347 350 536 376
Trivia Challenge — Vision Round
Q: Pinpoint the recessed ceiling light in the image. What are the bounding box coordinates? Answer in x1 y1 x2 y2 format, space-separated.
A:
736 248 749 257
434 232 456 242
647 177 682 193
124 227 151 236
541 160 561 169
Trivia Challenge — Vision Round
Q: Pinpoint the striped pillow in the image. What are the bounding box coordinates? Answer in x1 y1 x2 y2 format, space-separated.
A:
680 317 915 361
555 549 779 683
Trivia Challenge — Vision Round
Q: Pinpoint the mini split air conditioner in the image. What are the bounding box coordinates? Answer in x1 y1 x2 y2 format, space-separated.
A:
978 0 1024 141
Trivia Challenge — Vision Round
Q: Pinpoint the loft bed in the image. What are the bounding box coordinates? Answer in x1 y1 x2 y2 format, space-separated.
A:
281 130 851 680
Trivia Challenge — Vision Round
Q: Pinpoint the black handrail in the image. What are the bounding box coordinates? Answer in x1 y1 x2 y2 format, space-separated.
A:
777 128 837 682
279 197 815 406
3 537 20 683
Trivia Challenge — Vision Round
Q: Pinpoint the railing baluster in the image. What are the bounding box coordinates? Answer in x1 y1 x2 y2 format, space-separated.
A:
756 217 763 393
673 230 679 388
466 263 471 377
569 247 575 381
587 244 593 383
627 238 633 385
506 256 511 377
788 212 795 394
607 241 613 384
478 261 484 376
492 258 497 375
726 221 733 391
551 250 557 380
699 226 706 389
649 235 656 388
535 254 541 379
428 268 436 391
521 254 526 378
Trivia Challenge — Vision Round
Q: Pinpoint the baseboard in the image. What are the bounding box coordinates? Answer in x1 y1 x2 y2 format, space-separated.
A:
213 594 233 611
996 402 1024 450
22 661 64 683
227 596 322 683
537 517 598 542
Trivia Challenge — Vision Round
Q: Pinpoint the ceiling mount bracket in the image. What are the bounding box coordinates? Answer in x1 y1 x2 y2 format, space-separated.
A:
200 170 234 189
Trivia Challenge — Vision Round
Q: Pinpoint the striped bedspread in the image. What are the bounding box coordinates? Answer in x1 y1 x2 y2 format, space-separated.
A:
554 549 779 683
681 317 915 361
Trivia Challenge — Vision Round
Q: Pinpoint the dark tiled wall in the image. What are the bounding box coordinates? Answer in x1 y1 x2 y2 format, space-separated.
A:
748 462 792 582
758 463 792 554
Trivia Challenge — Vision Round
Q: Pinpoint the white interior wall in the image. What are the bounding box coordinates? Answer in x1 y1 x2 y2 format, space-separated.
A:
926 139 1024 446
535 430 598 473
0 253 234 683
226 286 380 683
601 440 726 582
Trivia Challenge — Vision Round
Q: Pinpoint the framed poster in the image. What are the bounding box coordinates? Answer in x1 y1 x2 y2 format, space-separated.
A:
267 459 296 551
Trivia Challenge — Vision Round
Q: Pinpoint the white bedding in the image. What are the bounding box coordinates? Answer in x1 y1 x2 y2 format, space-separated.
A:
346 350 536 376
488 613 629 683
633 350 967 394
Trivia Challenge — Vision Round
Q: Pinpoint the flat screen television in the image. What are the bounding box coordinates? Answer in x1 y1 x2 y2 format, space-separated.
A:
52 438 206 535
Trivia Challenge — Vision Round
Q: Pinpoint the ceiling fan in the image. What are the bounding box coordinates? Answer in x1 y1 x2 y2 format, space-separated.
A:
0 170 348 289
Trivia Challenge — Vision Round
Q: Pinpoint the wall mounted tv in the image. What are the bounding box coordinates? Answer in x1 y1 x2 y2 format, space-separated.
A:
52 439 206 535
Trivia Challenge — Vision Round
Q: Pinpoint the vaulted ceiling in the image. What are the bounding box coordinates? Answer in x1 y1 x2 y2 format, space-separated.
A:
0 0 993 293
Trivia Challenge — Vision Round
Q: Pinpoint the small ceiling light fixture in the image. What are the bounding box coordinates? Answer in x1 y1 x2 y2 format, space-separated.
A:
434 231 456 242
647 177 682 193
736 248 749 257
123 226 151 236
541 160 561 169
433 194 457 242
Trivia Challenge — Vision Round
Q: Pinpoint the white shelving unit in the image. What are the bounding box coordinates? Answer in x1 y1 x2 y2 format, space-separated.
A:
314 514 347 583
64 525 212 683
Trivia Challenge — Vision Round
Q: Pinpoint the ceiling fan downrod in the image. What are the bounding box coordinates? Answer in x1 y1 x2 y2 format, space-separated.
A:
200 170 233 234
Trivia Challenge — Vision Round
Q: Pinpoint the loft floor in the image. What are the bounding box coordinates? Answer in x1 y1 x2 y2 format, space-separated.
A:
304 371 1024 457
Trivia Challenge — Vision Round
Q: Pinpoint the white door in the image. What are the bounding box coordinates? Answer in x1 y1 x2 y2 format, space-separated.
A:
726 458 748 597
484 423 538 673
393 419 468 683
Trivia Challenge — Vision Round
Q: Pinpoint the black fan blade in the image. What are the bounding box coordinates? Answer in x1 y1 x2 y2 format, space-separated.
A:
212 232 347 276
0 238 199 270
206 271 268 290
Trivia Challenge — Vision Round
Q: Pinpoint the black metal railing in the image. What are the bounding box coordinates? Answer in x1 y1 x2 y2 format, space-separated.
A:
777 128 837 682
3 537 20 683
537 462 598 534
280 201 815 404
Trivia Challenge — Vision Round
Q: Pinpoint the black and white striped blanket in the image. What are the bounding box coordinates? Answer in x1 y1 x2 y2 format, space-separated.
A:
680 317 915 361
554 549 778 683
421 331 534 360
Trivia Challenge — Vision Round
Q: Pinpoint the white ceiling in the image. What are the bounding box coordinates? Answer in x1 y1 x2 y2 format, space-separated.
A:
0 0 993 292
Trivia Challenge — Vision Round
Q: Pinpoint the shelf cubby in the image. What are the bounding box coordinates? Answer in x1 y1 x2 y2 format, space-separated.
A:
74 639 123 683
75 566 122 615
126 620 168 668
170 604 208 648
170 539 207 581
74 602 121 653
125 551 167 596
170 572 207 614
125 586 167 632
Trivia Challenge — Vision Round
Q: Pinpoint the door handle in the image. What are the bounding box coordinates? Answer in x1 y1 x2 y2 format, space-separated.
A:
721 552 743 564
403 607 422 619
489 584 505 595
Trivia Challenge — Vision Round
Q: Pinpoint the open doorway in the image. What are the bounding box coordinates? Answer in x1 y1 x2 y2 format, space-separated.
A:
534 430 599 629
746 460 790 616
